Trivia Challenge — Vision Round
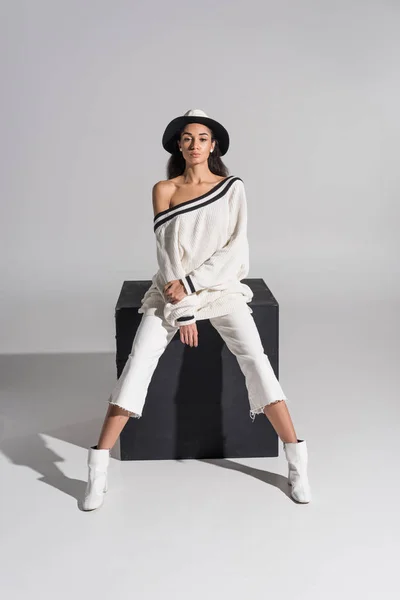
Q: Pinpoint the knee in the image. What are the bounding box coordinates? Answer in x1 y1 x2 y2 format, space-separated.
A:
237 350 266 367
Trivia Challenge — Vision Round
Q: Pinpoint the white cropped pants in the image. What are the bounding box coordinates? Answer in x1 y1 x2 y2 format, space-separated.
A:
108 303 288 422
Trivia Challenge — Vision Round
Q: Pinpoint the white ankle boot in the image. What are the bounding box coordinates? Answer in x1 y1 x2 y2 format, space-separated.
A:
82 445 110 511
283 439 311 503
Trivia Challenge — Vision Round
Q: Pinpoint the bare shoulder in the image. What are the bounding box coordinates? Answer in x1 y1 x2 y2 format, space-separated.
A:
152 179 177 217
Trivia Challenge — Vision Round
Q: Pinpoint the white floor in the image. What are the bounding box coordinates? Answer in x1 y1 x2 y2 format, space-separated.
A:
0 301 398 599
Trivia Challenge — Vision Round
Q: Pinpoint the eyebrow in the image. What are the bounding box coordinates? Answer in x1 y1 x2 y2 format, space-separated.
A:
182 131 209 136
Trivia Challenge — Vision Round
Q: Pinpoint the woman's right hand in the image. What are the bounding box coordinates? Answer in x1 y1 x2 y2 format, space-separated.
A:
163 279 187 304
179 323 198 347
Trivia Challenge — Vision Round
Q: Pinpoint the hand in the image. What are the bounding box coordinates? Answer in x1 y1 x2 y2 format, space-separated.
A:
179 323 198 347
163 279 187 304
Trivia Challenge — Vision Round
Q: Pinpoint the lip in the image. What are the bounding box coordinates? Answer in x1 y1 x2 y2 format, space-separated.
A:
190 153 201 157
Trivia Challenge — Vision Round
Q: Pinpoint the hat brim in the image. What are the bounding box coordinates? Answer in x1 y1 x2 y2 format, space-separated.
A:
162 115 230 156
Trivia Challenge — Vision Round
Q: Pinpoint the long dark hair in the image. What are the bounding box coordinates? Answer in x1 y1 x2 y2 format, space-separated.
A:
166 125 229 180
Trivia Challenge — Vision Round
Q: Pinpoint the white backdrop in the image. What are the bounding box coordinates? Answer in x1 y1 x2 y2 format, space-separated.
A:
1 0 398 354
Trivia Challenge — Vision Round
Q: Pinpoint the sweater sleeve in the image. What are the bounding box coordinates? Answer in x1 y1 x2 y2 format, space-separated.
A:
180 179 250 294
153 222 199 327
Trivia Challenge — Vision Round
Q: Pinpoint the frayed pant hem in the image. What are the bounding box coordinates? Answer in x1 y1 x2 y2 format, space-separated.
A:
108 400 141 419
249 398 287 422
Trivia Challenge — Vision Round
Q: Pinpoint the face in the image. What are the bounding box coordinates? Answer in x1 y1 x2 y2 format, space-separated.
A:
178 123 215 162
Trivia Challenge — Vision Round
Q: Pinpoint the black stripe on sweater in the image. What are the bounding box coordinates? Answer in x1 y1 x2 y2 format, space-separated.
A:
185 275 196 293
154 176 242 232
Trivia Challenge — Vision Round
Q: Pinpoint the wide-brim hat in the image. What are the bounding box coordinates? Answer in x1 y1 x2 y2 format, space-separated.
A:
162 109 230 156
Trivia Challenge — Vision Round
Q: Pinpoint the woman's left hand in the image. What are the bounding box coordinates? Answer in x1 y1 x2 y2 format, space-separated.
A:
163 279 187 304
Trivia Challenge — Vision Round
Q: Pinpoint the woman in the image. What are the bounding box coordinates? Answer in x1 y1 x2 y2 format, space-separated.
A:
82 109 312 511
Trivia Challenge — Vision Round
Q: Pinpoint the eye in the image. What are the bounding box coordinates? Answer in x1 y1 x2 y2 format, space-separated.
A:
183 137 208 142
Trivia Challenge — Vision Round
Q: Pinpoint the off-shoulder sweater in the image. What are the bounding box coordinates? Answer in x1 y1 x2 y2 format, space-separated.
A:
138 175 254 327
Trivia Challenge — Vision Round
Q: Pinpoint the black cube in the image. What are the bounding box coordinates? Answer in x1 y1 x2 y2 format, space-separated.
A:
115 279 282 461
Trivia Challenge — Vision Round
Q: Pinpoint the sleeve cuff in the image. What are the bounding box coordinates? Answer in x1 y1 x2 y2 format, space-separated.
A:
181 275 197 295
176 314 196 326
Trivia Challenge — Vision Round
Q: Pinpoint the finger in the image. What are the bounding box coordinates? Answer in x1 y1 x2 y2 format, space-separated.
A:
193 328 198 347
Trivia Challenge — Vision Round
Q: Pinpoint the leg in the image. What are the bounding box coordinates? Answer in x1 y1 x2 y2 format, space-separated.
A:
210 304 311 503
209 304 296 443
83 312 178 510
96 404 134 451
263 401 297 444
97 313 178 449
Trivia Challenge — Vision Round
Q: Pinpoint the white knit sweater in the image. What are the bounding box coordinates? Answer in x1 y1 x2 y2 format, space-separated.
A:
138 175 254 327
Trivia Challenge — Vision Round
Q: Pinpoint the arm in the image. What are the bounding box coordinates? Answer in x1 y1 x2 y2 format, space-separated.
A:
180 179 249 295
152 182 199 327
153 223 199 327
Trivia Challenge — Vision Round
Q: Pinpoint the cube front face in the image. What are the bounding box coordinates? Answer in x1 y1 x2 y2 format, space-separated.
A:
115 280 280 461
